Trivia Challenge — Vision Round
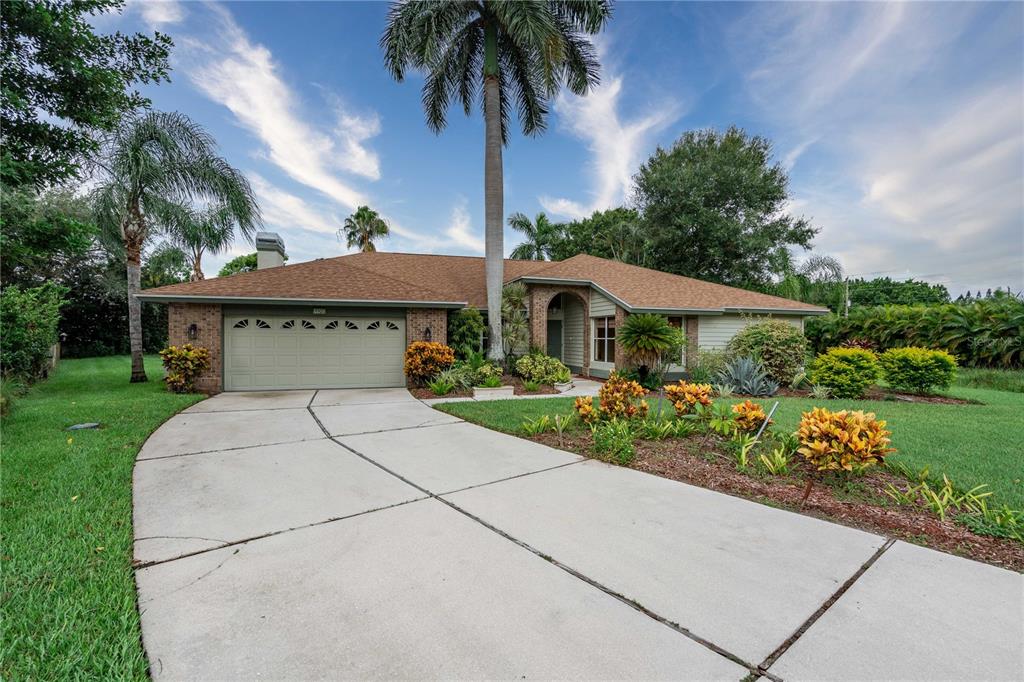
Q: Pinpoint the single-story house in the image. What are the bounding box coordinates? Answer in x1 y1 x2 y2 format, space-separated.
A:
138 232 829 392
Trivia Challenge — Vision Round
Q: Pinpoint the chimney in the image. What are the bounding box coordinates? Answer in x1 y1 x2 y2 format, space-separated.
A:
255 232 286 269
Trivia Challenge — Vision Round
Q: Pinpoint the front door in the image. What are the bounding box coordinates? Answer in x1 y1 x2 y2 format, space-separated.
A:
546 319 563 360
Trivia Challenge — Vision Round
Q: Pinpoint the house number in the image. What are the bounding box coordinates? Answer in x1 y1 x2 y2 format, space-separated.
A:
312 307 326 315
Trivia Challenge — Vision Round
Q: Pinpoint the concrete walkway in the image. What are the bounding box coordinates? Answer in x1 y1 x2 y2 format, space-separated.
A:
134 389 1023 681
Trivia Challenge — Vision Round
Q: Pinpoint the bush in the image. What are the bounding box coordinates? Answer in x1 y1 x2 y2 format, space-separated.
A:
797 408 893 473
403 341 456 386
427 377 454 396
591 419 637 464
687 348 727 383
732 400 770 433
619 313 684 376
663 380 713 416
575 372 648 423
515 353 569 385
716 356 779 397
0 282 66 380
726 319 807 384
879 347 957 394
473 362 503 386
447 308 485 360
808 348 879 398
159 344 212 393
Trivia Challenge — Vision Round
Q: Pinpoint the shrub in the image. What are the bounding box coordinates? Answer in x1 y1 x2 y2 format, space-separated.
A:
447 308 485 360
663 380 713 416
403 341 455 386
574 395 598 423
474 362 503 385
591 419 637 464
727 320 807 384
732 400 770 433
0 282 66 381
596 372 649 420
688 349 727 383
159 344 212 393
618 313 684 381
879 347 957 394
427 377 455 396
515 353 569 385
716 357 779 397
797 408 894 473
522 380 540 392
477 374 503 388
808 348 879 398
436 365 474 391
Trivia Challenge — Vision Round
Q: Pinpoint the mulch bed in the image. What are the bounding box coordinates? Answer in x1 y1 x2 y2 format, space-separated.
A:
529 430 1024 572
409 374 560 400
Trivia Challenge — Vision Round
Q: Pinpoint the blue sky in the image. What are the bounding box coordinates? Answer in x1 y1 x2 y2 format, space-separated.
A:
104 1 1022 295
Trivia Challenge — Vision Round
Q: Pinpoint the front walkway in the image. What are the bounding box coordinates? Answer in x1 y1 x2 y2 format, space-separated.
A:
133 389 1022 680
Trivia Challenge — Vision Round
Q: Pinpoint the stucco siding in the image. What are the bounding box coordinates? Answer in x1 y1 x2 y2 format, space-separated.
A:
589 290 616 317
698 314 804 350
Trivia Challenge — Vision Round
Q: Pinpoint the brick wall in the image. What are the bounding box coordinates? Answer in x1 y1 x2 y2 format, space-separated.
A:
685 316 699 370
406 308 448 346
168 302 223 393
527 284 591 374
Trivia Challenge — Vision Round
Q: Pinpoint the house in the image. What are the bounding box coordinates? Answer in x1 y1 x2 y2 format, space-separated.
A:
138 232 829 392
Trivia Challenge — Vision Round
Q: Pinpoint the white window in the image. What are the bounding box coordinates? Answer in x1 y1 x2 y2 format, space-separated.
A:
593 316 615 364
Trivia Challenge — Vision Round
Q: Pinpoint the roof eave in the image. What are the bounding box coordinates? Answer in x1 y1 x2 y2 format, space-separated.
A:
135 293 468 309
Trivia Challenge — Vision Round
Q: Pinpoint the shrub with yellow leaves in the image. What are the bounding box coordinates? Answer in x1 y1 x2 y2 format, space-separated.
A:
732 400 770 433
403 341 455 386
796 407 894 473
574 395 598 423
575 372 648 423
663 380 713 416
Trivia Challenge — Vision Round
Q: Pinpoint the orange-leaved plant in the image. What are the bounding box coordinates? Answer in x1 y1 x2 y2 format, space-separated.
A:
159 344 211 393
403 341 455 386
596 372 648 420
663 380 713 416
796 408 894 473
732 400 770 433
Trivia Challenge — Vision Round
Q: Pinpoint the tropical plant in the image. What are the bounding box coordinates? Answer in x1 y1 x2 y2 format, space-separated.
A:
435 365 475 391
878 347 957 394
0 282 66 381
596 372 649 420
591 419 636 464
713 383 735 398
759 447 791 475
158 343 211 393
501 282 529 360
521 414 552 436
809 384 832 400
726 319 808 384
808 348 879 399
473 361 503 386
91 111 260 382
731 433 759 470
478 374 503 388
508 211 559 260
552 412 575 447
707 402 738 437
687 348 728 383
716 357 779 397
427 377 455 396
163 203 246 280
403 341 456 386
382 0 611 360
772 254 845 311
796 408 893 473
448 308 486 359
731 400 770 433
340 205 389 252
522 379 541 392
618 313 684 384
664 380 713 416
553 366 573 384
515 353 569 385
638 417 680 441
574 395 598 423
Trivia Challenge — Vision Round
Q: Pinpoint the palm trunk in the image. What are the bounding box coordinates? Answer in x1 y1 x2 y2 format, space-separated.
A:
125 214 147 383
483 24 504 361
191 246 205 281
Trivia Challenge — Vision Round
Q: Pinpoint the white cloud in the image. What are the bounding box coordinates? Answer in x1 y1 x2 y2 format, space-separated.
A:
186 5 377 211
133 0 185 27
247 173 343 236
540 39 682 219
442 200 484 253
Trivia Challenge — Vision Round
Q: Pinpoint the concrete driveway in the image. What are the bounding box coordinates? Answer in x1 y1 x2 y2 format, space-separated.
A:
134 389 1023 681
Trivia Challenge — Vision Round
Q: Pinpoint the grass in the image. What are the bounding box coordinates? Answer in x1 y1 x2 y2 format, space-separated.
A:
437 385 1024 510
1 356 203 680
955 367 1024 393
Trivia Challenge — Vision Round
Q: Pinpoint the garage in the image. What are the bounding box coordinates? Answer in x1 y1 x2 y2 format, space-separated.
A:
224 313 406 391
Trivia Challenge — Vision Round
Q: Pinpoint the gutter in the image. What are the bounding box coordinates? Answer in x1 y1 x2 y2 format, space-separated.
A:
135 293 468 309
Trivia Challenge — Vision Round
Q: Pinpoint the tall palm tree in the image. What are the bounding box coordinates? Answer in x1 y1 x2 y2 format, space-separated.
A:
91 111 260 382
341 205 390 252
164 203 242 281
509 211 558 260
382 1 611 360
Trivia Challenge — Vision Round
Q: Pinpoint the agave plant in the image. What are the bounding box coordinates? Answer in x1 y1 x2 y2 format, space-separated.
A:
716 357 779 397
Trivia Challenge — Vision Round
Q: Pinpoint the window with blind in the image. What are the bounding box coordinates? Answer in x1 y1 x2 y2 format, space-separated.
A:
594 316 615 363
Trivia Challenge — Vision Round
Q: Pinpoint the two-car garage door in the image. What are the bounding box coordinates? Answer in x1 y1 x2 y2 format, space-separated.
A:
224 314 406 391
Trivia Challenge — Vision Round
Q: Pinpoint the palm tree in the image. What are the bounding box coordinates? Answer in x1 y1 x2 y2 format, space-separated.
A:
382 1 611 360
341 205 390 252
509 211 558 260
91 111 260 382
164 203 242 281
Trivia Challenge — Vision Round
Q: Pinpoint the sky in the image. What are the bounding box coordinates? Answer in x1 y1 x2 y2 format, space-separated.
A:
100 1 1023 295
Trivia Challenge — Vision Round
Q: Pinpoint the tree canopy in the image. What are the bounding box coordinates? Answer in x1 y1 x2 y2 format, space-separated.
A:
547 207 647 264
341 205 389 253
0 0 172 187
218 253 259 277
634 127 816 288
849 277 950 307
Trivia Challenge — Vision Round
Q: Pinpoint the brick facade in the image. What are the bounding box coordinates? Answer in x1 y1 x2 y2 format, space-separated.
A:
527 284 591 375
685 316 699 370
168 302 223 394
406 308 448 346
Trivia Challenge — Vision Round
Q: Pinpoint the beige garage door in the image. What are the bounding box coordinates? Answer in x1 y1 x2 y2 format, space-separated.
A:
224 314 406 390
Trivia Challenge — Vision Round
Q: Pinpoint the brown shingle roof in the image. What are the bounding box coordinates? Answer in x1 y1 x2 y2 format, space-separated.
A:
138 251 827 313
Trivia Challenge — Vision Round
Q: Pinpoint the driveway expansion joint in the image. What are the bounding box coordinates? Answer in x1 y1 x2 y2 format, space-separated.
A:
136 436 332 462
321 418 464 439
307 403 763 676
756 537 896 676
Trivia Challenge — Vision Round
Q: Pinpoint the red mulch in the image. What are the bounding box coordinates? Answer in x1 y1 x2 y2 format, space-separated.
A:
409 374 559 400
529 431 1024 572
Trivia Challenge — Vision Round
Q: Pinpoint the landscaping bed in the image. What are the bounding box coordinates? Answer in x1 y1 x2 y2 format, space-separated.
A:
409 374 560 400
0 355 204 679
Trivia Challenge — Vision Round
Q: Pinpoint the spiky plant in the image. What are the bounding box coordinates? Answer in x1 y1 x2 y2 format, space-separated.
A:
382 0 611 360
91 111 259 382
618 313 683 381
341 205 390 253
509 211 559 260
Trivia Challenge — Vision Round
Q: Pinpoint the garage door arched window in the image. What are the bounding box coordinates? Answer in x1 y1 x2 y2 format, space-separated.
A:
367 321 381 330
345 321 359 330
301 320 316 329
233 319 249 329
255 319 271 329
324 320 339 330
386 321 399 331
281 320 295 329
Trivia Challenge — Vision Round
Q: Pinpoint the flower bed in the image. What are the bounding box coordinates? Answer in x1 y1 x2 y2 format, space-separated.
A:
409 374 559 400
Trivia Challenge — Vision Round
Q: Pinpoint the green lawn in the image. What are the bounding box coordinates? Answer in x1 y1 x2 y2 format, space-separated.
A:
438 385 1024 510
1 356 203 680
